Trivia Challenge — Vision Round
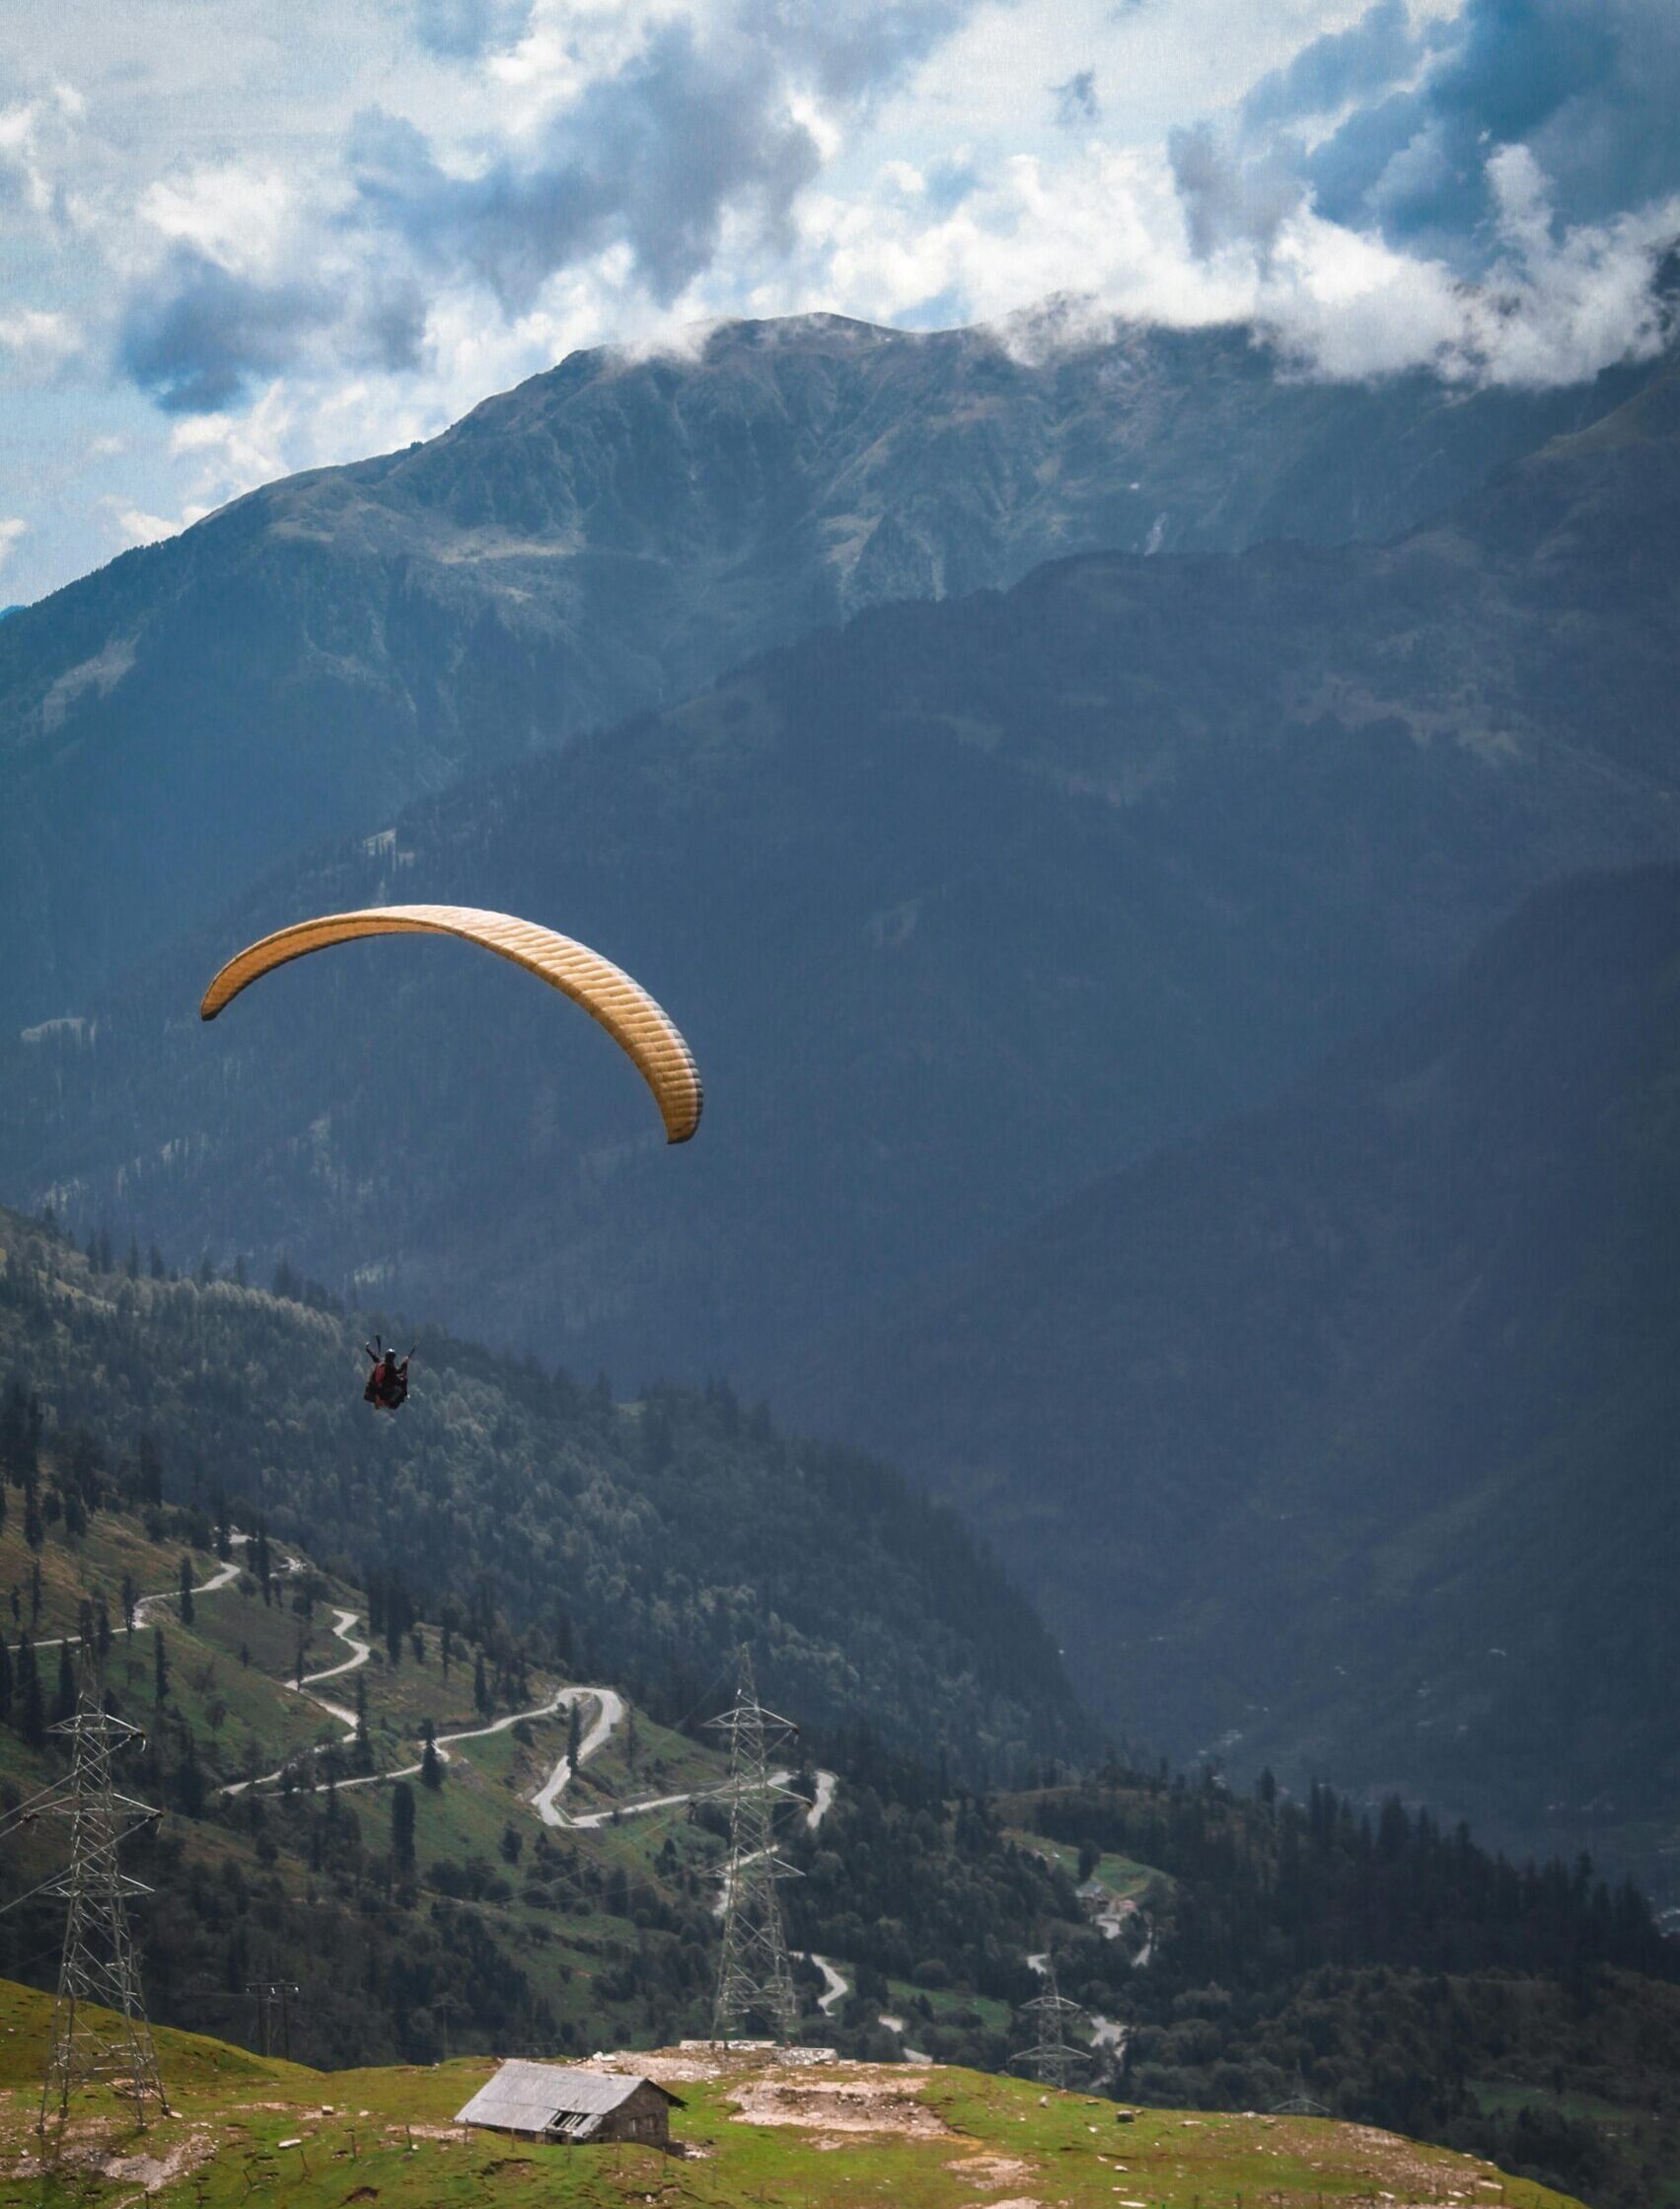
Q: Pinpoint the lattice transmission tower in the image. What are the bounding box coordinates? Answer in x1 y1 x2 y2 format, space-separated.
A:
708 1645 800 2043
1012 1956 1087 2092
0 1660 169 2133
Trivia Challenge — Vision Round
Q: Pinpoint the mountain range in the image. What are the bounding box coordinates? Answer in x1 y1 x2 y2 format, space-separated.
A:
5 345 1679 1401
0 311 1665 1028
3 310 1679 1875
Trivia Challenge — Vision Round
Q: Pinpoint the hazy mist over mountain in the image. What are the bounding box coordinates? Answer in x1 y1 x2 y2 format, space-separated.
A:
808 863 1680 1873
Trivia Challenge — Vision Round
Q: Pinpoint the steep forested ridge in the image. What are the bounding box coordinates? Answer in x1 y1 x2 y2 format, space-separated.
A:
1008 1770 1680 2207
0 1209 1084 1773
810 863 1680 1881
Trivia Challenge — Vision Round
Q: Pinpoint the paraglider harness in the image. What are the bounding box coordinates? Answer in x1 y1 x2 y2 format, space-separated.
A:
363 1337 412 1412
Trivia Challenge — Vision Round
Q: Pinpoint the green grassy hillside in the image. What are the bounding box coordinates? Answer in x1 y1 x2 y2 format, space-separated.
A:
0 1977 1586 2209
0 1485 1663 2199
0 1493 754 2069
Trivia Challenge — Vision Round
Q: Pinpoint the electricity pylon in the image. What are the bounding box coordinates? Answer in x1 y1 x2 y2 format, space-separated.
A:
708 1646 800 2043
245 1978 302 2061
0 1659 169 2133
1012 1956 1087 2091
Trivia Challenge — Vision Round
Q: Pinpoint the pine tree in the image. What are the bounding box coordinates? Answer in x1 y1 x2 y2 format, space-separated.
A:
68 1428 101 1510
474 1651 489 1716
391 1780 417 1871
420 1720 443 1790
95 1591 111 1665
54 1641 76 1722
154 1628 170 1705
353 1670 373 1775
120 1572 138 1632
18 1636 43 1747
0 1377 37 1481
176 1729 205 1815
136 1432 164 1508
566 1698 583 1777
23 1477 42 1551
0 1634 12 1720
179 1555 195 1626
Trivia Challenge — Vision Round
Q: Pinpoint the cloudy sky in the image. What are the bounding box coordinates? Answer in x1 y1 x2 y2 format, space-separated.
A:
1 0 1676 604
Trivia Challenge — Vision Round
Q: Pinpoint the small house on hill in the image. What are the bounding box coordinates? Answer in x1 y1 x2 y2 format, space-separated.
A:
456 2060 683 2149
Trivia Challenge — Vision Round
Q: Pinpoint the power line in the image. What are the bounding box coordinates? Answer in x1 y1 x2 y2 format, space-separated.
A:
1012 1956 1087 2093
244 1979 302 2062
708 1645 800 2045
24 1659 169 2134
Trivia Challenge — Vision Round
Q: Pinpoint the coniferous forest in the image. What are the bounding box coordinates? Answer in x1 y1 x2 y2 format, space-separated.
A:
0 1208 1676 2202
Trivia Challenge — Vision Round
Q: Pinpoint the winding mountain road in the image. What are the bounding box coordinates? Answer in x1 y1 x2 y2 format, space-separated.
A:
809 1953 848 2014
72 1547 832 1860
32 1544 250 1652
530 1689 627 1824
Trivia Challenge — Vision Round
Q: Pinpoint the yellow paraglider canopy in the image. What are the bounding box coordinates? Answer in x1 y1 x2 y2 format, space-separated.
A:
200 904 703 1143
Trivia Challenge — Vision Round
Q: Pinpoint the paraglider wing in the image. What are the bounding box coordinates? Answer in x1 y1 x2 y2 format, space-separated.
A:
199 904 702 1143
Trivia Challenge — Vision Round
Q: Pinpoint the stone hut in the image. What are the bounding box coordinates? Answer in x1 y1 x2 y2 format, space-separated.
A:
456 2060 683 2149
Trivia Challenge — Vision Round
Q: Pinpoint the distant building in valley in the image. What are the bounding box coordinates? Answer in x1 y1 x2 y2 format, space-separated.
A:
455 2060 683 2149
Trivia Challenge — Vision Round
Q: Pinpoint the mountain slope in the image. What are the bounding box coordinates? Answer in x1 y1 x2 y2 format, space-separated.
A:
0 1979 1590 2209
805 864 1680 1873
5 359 1680 1394
0 1474 1663 2197
0 1208 1086 1773
0 312 1664 1026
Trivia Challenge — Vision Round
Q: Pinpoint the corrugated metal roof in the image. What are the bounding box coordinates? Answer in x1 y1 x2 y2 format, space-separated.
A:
455 2061 680 2133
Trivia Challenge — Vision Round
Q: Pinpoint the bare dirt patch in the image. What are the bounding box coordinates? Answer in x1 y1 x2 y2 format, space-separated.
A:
947 2150 1035 2188
729 2069 950 2142
602 2048 728 2086
101 2127 219 2193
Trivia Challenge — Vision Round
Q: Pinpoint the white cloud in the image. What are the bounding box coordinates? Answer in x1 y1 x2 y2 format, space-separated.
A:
0 0 1676 603
102 496 210 549
138 165 303 278
0 307 82 375
0 517 26 568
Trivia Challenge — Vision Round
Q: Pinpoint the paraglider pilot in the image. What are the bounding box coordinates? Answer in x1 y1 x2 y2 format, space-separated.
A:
363 1337 411 1412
